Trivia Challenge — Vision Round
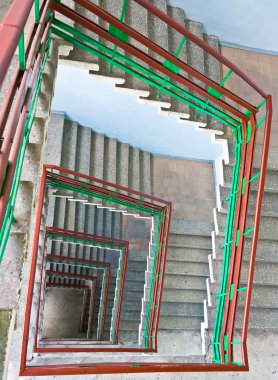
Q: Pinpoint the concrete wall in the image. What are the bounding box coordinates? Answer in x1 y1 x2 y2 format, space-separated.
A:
152 156 215 223
0 310 11 379
221 46 278 146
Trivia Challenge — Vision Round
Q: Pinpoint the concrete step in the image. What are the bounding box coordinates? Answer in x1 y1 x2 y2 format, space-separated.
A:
247 285 278 308
147 257 209 277
146 0 170 105
203 33 222 133
116 141 129 188
185 18 206 123
220 185 278 214
212 260 278 286
29 117 45 145
117 320 139 332
102 136 117 243
29 351 205 364
125 270 145 282
43 112 65 165
20 144 41 183
74 125 92 260
121 280 145 292
162 273 207 290
165 5 189 116
158 315 203 330
64 0 222 136
95 299 115 311
162 288 207 303
215 209 278 241
214 235 278 263
166 246 211 263
160 301 204 317
90 130 105 256
226 141 278 171
236 307 278 330
170 219 213 236
126 260 147 272
115 300 141 312
122 290 143 302
13 182 33 229
140 150 152 194
126 250 149 261
168 233 212 249
224 160 278 189
163 260 209 277
128 146 140 191
114 310 141 321
118 330 139 343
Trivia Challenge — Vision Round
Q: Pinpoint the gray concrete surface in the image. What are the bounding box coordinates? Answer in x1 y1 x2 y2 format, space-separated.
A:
42 288 86 339
0 310 11 379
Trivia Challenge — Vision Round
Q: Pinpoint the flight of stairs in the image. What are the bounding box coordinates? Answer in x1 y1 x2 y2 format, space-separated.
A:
64 0 222 132
42 112 214 358
0 38 73 376
2 0 277 378
208 143 278 335
139 221 212 356
58 0 224 355
43 112 152 343
3 1 223 373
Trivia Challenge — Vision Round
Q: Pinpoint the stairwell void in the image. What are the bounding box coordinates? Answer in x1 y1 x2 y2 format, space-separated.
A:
0 0 273 377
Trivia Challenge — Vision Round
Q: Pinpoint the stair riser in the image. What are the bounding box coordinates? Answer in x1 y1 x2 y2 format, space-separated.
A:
166 247 211 263
168 234 211 249
224 166 278 190
216 211 278 241
212 260 278 285
214 235 278 262
220 186 278 214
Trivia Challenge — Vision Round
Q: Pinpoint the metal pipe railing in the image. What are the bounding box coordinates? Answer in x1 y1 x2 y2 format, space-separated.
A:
134 0 267 98
0 0 50 186
0 0 271 375
0 0 34 88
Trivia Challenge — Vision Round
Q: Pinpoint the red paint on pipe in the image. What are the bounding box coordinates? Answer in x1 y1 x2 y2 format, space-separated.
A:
0 0 34 88
52 1 250 121
134 0 267 98
71 0 257 113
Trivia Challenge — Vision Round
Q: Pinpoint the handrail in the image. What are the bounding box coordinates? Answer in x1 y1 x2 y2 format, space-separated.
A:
73 0 257 112
0 0 272 376
134 0 267 98
0 0 34 88
0 0 50 191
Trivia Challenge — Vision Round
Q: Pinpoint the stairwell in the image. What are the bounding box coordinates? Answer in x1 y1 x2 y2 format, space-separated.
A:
0 37 73 377
3 0 223 374
208 143 278 335
2 0 277 378
43 112 153 344
59 0 223 355
41 110 215 359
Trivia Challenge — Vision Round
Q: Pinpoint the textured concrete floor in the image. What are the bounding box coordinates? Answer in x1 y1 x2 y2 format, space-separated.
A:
42 288 86 339
21 331 278 380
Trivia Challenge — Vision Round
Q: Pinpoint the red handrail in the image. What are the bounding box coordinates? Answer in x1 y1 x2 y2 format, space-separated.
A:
0 0 34 88
0 0 270 375
134 0 267 98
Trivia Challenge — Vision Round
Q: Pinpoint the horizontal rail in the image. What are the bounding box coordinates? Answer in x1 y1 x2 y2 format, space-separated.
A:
134 0 267 98
0 0 34 88
73 0 258 112
56 0 252 120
